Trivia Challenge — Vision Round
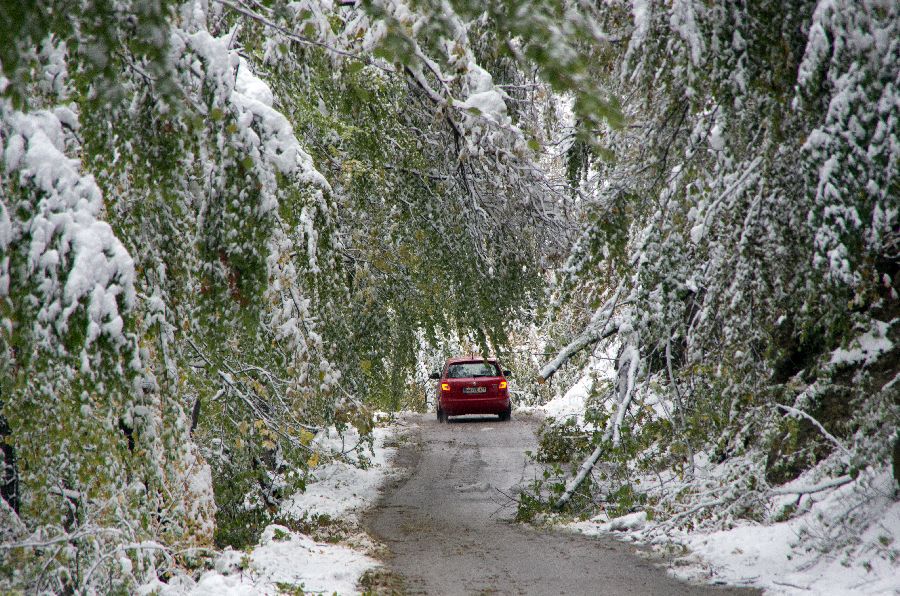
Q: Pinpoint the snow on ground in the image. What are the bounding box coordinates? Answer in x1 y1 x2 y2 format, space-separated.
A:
279 424 395 521
142 417 405 595
144 526 376 596
567 465 899 595
518 350 617 422
535 350 898 595
666 467 899 595
540 372 592 420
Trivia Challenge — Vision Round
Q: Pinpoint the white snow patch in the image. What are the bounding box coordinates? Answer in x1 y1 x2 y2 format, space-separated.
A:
672 471 900 595
458 62 510 126
538 349 617 423
830 320 893 366
626 0 652 65
541 373 591 420
142 416 405 595
572 510 648 534
708 122 725 151
279 423 399 521
142 526 377 596
568 467 900 595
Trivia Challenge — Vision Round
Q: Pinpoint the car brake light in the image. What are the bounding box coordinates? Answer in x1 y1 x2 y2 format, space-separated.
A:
441 383 450 391
499 381 507 390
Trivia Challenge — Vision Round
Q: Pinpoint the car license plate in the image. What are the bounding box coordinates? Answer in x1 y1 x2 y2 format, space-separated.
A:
463 387 487 394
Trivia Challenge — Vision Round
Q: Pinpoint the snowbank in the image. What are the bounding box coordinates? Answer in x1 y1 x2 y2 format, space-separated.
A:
668 467 899 595
143 418 405 595
279 424 397 521
142 526 376 596
540 373 591 420
532 349 617 422
569 466 899 595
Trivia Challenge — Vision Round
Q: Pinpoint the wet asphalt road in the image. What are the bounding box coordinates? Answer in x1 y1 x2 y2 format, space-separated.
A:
365 412 760 596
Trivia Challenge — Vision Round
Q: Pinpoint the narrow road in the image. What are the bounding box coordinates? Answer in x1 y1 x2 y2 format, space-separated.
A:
365 413 758 595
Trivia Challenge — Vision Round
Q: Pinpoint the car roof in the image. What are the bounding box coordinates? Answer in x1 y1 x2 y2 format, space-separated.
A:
446 356 499 364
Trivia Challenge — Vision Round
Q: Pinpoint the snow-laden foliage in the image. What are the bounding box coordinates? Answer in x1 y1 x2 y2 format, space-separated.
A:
242 0 573 409
1 0 345 589
528 0 898 571
0 0 568 589
0 35 215 592
2 0 897 590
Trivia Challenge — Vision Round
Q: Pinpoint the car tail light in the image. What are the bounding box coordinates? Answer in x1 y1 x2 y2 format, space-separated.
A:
499 381 507 390
441 383 450 392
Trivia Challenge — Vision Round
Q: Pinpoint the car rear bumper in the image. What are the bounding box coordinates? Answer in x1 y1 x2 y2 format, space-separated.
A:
441 396 510 416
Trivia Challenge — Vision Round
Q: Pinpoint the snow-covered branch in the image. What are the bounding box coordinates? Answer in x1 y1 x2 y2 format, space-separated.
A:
538 286 624 382
768 474 853 496
555 336 640 510
776 404 851 460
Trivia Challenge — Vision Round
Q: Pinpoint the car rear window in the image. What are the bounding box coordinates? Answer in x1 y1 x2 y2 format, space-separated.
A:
446 361 500 378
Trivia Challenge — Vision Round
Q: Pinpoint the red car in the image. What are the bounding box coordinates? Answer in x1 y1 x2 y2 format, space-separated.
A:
430 357 512 422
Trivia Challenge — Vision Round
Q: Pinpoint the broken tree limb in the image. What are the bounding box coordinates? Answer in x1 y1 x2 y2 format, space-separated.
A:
554 442 606 510
776 404 851 460
768 474 853 496
537 286 623 383
554 342 639 510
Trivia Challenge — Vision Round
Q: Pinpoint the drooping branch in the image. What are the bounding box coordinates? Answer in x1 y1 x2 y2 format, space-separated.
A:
553 442 605 510
538 285 623 382
554 339 639 510
611 343 639 446
776 404 851 460
768 474 853 496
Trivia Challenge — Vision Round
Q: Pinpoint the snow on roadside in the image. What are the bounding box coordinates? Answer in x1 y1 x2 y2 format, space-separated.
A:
279 424 395 522
666 466 899 595
540 372 592 421
142 418 405 595
143 527 376 596
518 350 617 422
536 345 899 595
567 464 899 595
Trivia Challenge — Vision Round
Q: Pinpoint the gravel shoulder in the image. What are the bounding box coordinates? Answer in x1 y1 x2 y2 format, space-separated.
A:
364 412 760 595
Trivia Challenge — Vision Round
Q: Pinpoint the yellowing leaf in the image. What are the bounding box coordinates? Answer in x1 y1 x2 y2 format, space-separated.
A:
306 452 320 468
